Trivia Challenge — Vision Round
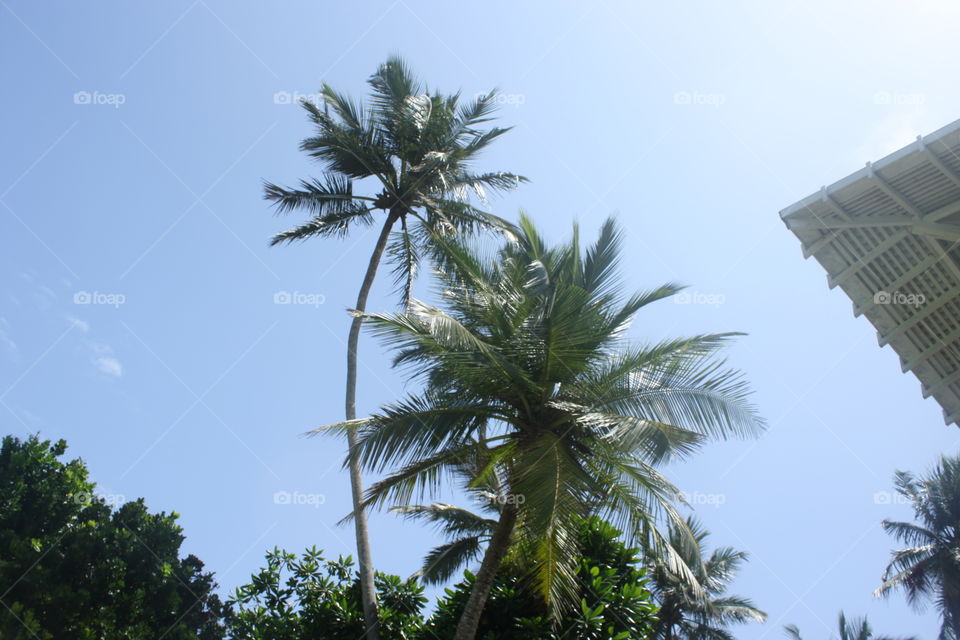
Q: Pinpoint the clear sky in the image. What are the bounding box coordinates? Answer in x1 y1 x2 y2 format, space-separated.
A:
2 1 958 637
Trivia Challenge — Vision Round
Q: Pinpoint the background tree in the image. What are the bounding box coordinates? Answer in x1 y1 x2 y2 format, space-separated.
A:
0 434 226 639
322 215 765 639
784 611 915 640
876 454 960 639
265 55 525 639
649 516 765 640
226 547 426 640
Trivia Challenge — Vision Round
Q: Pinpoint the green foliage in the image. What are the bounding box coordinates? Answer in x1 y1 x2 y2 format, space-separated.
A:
228 519 657 640
0 434 226 639
423 517 658 639
226 547 426 639
876 454 960 639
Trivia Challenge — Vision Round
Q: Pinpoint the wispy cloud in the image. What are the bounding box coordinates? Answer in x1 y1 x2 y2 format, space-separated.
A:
67 316 90 332
88 341 123 377
94 356 123 377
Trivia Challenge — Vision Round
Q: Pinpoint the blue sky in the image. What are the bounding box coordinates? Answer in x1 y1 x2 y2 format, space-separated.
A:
2 1 959 636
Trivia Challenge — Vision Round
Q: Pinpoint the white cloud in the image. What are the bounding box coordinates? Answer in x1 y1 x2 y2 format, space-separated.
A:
94 356 123 377
67 316 90 332
88 341 122 377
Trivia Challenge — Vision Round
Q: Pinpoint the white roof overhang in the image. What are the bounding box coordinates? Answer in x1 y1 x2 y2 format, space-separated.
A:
781 119 960 427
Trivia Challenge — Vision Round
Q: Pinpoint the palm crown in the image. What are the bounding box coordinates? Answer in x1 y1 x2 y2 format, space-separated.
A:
322 214 765 620
651 516 766 640
265 55 526 304
876 455 960 639
784 611 915 640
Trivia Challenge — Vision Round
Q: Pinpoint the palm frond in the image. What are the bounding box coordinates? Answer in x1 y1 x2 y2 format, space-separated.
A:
391 503 497 538
416 536 484 585
269 206 376 244
387 222 420 308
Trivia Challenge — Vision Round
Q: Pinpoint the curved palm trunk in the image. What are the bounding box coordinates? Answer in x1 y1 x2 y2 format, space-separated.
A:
346 210 398 640
453 502 518 640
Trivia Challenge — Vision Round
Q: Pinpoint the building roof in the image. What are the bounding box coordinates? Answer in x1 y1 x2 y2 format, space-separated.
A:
781 119 960 427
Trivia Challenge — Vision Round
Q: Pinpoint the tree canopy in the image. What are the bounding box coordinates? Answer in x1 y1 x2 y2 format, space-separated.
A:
0 434 226 640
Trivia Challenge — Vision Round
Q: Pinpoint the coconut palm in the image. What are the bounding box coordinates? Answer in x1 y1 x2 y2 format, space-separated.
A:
650 516 766 640
265 56 525 638
320 215 765 640
784 611 914 640
876 454 960 640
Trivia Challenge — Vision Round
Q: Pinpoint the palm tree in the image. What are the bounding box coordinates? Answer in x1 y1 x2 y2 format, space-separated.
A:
876 454 960 640
650 516 766 640
784 611 914 640
320 215 765 640
266 57 525 638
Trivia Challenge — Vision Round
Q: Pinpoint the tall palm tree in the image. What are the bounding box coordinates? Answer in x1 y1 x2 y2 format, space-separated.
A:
265 57 525 638
876 454 960 640
784 611 914 640
650 516 766 640
320 215 765 640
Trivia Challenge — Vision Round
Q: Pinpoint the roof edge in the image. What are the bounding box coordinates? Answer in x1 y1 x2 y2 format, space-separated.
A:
780 118 960 221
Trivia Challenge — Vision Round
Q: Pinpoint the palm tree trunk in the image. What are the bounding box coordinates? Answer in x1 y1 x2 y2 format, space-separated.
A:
346 210 398 640
453 502 518 640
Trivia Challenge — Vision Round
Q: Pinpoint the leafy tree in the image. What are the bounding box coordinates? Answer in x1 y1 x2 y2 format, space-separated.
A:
0 434 226 639
876 454 960 639
321 215 764 639
784 611 914 640
424 517 659 640
265 55 525 639
648 516 765 639
226 547 426 640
